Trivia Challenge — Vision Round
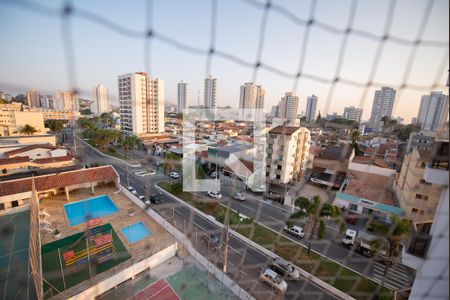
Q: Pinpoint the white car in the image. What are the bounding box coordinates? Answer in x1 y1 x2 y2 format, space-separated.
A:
138 195 145 201
169 171 180 179
284 225 305 238
232 192 245 201
134 170 146 176
210 171 219 178
259 268 288 293
207 191 223 199
137 170 157 177
127 186 137 195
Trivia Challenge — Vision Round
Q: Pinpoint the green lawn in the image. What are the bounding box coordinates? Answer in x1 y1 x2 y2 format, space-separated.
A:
41 223 130 298
158 182 391 300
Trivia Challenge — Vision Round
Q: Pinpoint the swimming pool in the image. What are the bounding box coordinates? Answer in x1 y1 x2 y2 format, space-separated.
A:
121 222 151 244
64 195 119 226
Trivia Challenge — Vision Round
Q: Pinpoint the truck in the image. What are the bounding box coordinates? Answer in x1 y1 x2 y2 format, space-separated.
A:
342 229 357 248
355 238 389 261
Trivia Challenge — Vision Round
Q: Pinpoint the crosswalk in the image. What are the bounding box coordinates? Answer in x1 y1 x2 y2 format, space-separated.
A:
372 262 413 290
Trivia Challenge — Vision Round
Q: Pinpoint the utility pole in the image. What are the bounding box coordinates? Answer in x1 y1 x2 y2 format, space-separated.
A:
126 164 130 187
222 203 230 274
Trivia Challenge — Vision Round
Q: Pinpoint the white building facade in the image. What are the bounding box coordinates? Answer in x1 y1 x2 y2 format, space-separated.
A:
55 91 78 111
92 84 110 115
118 72 164 136
266 126 310 184
239 82 265 110
343 106 363 122
204 75 218 109
177 81 188 113
278 92 299 120
305 95 317 123
369 87 396 132
416 91 448 131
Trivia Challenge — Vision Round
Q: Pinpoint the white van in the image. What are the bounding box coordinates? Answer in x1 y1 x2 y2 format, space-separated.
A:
342 229 357 248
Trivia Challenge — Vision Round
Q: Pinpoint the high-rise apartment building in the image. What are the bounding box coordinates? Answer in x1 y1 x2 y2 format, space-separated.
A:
39 95 54 109
177 81 188 112
271 105 279 118
278 92 299 119
266 126 310 184
416 91 449 132
92 84 110 115
118 72 164 136
55 91 78 111
204 75 218 109
343 106 363 123
239 82 265 110
305 95 318 123
369 87 396 132
27 89 40 107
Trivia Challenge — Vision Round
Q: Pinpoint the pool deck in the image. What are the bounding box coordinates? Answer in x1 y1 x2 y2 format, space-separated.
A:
39 184 176 297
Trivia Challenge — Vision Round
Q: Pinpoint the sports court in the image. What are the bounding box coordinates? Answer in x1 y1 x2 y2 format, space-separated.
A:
0 209 37 300
130 278 180 300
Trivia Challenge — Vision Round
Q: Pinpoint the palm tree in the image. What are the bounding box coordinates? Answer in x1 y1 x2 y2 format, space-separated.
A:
120 135 141 159
289 196 341 255
350 129 361 155
19 124 38 135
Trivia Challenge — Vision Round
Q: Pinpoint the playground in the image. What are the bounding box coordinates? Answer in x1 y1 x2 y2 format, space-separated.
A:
41 220 130 297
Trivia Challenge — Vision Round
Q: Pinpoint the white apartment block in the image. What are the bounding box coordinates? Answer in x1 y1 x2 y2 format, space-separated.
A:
369 87 396 132
266 126 310 184
27 89 40 107
118 72 164 136
278 92 299 120
305 95 318 123
55 91 78 111
417 91 448 132
177 81 188 112
39 95 54 109
239 82 265 110
92 84 110 115
204 75 218 109
343 106 363 122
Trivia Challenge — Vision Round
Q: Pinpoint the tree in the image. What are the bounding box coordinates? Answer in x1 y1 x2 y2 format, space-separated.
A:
350 129 361 155
289 196 341 255
100 112 115 128
120 135 141 159
316 111 322 123
19 124 38 135
46 119 64 133
392 124 421 141
371 216 411 291
80 108 92 115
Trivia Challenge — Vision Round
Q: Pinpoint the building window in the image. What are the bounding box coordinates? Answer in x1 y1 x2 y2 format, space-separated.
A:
350 204 358 212
277 165 282 170
276 175 281 180
11 200 19 208
415 194 422 199
0 203 4 210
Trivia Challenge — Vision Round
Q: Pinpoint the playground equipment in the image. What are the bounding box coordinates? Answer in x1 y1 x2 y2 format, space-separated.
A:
62 218 117 267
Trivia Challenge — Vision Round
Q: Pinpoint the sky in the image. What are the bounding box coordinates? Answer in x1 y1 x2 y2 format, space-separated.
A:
0 0 448 122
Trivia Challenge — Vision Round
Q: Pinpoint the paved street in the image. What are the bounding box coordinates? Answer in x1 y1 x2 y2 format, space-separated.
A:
67 128 415 293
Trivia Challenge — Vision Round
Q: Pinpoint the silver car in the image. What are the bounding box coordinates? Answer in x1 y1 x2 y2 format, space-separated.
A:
259 268 288 292
232 192 245 201
270 257 300 280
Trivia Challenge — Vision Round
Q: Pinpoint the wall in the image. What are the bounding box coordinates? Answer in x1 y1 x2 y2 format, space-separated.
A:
69 244 177 300
348 162 396 177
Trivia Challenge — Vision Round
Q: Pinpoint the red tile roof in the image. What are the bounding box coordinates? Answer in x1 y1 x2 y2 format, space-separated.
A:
0 165 117 197
4 144 57 157
0 156 30 165
345 170 395 206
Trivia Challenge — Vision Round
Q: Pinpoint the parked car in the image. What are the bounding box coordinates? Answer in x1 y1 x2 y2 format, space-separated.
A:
153 161 162 167
134 170 146 176
210 171 220 178
355 239 373 257
202 233 221 250
138 195 145 201
262 192 283 203
284 225 305 238
207 191 223 199
149 193 163 204
127 186 137 194
342 229 357 248
345 212 358 225
259 268 288 293
232 192 245 201
269 257 300 281
169 171 180 179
